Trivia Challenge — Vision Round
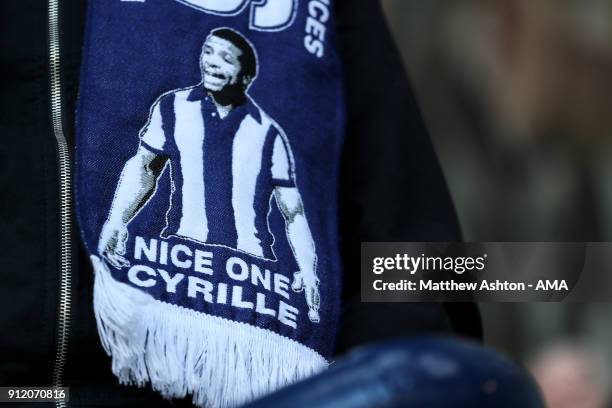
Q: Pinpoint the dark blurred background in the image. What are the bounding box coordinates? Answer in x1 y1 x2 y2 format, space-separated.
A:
381 1 612 407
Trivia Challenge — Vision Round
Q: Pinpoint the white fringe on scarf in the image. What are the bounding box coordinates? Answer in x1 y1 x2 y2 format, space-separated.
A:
91 256 328 408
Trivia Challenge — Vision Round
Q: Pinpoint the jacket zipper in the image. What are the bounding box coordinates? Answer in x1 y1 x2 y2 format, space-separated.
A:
48 0 73 406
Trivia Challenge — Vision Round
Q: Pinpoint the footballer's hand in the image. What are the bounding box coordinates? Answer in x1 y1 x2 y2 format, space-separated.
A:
98 222 130 269
291 271 321 323
291 271 319 292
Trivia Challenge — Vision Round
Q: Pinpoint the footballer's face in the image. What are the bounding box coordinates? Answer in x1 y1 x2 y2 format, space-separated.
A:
200 36 245 93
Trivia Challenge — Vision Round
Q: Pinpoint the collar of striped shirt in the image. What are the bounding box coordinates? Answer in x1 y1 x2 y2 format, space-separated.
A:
186 83 262 124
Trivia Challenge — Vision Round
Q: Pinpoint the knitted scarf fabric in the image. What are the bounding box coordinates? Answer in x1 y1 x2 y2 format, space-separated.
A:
76 1 343 407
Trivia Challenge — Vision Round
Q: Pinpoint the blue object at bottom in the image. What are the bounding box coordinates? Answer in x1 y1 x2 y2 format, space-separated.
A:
245 337 544 408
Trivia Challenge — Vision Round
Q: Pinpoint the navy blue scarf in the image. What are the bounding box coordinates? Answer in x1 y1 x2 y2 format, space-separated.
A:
76 1 343 406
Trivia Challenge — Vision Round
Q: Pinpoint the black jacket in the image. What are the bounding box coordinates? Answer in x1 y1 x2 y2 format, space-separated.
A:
0 0 480 406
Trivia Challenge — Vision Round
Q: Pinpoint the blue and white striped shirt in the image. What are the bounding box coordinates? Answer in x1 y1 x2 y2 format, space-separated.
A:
140 85 295 260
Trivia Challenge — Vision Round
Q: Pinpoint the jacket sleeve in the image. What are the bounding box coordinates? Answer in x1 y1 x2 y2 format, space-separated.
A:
334 0 481 354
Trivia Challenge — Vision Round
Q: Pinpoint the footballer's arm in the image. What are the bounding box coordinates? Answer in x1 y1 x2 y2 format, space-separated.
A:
274 186 321 322
98 145 167 268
